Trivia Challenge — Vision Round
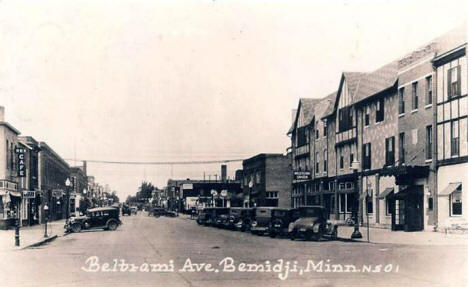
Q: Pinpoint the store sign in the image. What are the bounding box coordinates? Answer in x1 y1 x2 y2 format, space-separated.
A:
15 148 27 177
182 184 193 190
294 171 311 180
23 190 36 199
52 189 63 198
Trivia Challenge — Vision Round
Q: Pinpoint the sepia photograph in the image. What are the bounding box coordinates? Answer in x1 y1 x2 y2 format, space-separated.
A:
0 0 468 286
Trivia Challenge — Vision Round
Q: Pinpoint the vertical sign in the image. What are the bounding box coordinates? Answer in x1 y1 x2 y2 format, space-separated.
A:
15 148 27 177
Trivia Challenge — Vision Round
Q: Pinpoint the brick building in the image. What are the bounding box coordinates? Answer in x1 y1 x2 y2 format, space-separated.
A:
289 24 467 232
242 153 291 208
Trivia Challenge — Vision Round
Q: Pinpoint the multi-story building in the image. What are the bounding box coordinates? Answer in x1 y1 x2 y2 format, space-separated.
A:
38 141 71 221
0 106 21 229
70 165 88 214
17 136 41 226
242 153 291 208
289 24 467 232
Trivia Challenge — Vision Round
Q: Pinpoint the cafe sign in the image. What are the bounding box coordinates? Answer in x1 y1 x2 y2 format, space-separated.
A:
293 171 311 180
23 190 36 199
15 148 27 177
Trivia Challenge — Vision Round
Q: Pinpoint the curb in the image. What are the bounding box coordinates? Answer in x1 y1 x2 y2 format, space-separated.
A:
21 235 58 250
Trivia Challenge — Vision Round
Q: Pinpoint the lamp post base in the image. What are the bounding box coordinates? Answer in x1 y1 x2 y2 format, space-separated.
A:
351 227 363 239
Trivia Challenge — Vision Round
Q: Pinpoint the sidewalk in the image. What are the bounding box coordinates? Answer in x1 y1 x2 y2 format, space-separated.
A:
0 219 66 251
338 225 468 246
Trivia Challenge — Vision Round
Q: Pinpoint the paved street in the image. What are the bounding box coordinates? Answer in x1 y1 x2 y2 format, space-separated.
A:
1 213 467 287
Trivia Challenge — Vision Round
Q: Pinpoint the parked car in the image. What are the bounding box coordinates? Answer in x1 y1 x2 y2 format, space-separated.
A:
288 206 338 241
65 207 122 233
149 207 166 217
250 207 275 235
268 208 297 238
223 207 250 230
196 207 229 226
212 208 230 227
122 204 131 216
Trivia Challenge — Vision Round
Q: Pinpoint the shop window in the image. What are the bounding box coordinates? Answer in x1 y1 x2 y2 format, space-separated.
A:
451 190 462 216
323 150 327 172
315 152 319 173
386 196 394 216
340 194 346 213
350 153 354 167
428 197 433 211
346 193 353 213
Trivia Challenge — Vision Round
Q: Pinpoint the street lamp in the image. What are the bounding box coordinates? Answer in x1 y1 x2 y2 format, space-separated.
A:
65 178 71 223
43 204 49 238
351 159 363 239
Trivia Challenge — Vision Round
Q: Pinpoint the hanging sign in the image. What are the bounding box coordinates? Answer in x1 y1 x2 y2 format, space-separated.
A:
15 148 27 177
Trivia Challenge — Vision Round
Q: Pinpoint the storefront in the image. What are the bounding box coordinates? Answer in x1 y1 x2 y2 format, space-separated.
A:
0 180 20 230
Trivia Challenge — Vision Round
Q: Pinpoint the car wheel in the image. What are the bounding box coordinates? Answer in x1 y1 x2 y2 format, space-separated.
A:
269 232 277 238
108 221 118 231
289 232 295 241
72 224 82 233
331 227 338 240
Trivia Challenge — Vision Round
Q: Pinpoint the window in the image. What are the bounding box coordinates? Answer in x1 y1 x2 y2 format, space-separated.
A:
6 140 9 170
364 106 370 126
323 124 327 137
339 149 344 169
316 128 319 139
296 127 307 146
399 87 405 114
376 98 384 122
426 125 433 160
448 66 461 99
385 137 395 166
323 150 327 172
412 82 418 110
451 120 459 156
428 197 433 211
399 132 405 164
256 171 261 184
450 189 462 216
362 143 372 170
10 142 14 170
350 152 354 167
315 152 319 173
426 76 432 105
338 106 353 132
386 196 394 216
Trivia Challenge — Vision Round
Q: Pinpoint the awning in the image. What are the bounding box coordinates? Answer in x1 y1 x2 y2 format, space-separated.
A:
377 187 394 200
9 190 22 197
439 183 461 197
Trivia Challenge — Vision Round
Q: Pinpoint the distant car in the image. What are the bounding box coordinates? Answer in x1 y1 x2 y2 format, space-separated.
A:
226 207 254 231
250 207 275 235
289 206 338 241
196 207 229 226
131 207 138 215
149 207 166 217
65 207 122 233
122 205 131 216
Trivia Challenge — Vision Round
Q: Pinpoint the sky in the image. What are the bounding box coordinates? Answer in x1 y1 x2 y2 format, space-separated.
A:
1 0 467 200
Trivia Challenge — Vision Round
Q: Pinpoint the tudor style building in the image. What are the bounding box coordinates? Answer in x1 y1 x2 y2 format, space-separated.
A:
289 24 467 232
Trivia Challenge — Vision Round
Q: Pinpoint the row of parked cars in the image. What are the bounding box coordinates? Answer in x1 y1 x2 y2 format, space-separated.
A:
148 207 178 217
196 205 342 241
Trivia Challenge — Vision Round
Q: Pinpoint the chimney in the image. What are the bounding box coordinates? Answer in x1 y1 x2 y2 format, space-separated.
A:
221 165 227 182
291 109 297 124
0 106 4 122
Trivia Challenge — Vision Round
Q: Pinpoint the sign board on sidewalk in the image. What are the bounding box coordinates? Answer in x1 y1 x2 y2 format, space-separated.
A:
15 148 27 177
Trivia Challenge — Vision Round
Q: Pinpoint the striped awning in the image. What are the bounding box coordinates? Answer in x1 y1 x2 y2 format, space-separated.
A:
439 183 461 197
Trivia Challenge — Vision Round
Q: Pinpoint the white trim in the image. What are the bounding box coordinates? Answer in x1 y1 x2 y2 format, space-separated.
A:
433 44 467 63
398 54 435 75
398 113 405 118
398 72 434 89
425 104 433 109
425 159 433 163
411 109 418 114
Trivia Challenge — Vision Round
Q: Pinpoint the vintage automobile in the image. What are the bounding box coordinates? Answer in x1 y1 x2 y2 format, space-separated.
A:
212 208 230 227
223 207 251 230
65 207 122 233
149 207 166 217
268 208 297 238
250 207 275 235
288 206 338 241
122 204 131 216
196 207 229 226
